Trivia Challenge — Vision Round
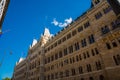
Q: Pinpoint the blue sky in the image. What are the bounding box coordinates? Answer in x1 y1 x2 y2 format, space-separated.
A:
0 0 91 79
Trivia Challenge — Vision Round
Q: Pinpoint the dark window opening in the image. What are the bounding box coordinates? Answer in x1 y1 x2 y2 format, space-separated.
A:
79 66 83 74
72 30 77 36
71 68 76 76
69 45 73 53
64 48 68 56
58 40 61 44
101 26 110 35
113 55 120 65
76 55 79 62
67 33 71 39
91 49 95 56
86 51 90 58
59 51 63 58
103 6 112 14
84 21 90 28
81 39 87 47
95 12 102 19
112 41 118 47
106 43 111 49
88 34 95 44
87 64 92 72
75 42 80 51
78 26 83 32
95 48 99 54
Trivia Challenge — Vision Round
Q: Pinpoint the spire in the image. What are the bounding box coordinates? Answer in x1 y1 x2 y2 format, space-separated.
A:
43 28 51 36
29 39 37 49
40 28 52 47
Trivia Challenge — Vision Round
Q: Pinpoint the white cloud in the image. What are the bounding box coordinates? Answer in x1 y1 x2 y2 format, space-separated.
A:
65 17 72 24
59 23 67 28
51 17 72 28
51 18 59 26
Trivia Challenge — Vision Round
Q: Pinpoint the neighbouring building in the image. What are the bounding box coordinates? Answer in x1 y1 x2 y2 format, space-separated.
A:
0 0 10 32
13 58 27 80
12 0 120 80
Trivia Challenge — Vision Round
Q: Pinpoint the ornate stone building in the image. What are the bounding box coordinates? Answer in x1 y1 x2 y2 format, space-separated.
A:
12 0 120 80
13 58 27 80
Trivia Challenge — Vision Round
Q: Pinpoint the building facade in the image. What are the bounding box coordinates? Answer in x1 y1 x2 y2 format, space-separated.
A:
12 0 120 80
13 58 27 80
0 0 10 31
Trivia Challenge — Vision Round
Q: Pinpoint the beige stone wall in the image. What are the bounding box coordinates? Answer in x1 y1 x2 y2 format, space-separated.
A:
13 0 120 80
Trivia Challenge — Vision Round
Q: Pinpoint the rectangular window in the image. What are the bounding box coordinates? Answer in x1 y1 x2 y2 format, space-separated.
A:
76 55 79 62
74 42 80 51
69 45 73 53
117 37 120 43
59 72 63 78
54 42 57 47
59 51 63 58
78 26 83 32
70 58 72 64
95 12 102 19
55 73 58 79
48 57 50 63
71 68 76 76
84 21 90 28
58 40 61 44
62 37 66 42
83 53 86 59
79 54 82 60
106 43 111 49
87 64 92 72
113 55 120 65
72 30 77 36
81 38 87 47
111 18 120 30
103 6 112 14
64 59 69 65
51 55 54 61
112 40 118 47
101 25 110 35
64 48 68 56
51 45 53 49
51 74 54 79
88 34 95 44
55 53 58 60
95 48 99 54
67 33 71 39
72 57 75 63
91 49 95 56
96 61 102 70
86 51 90 58
65 70 69 77
79 66 83 74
